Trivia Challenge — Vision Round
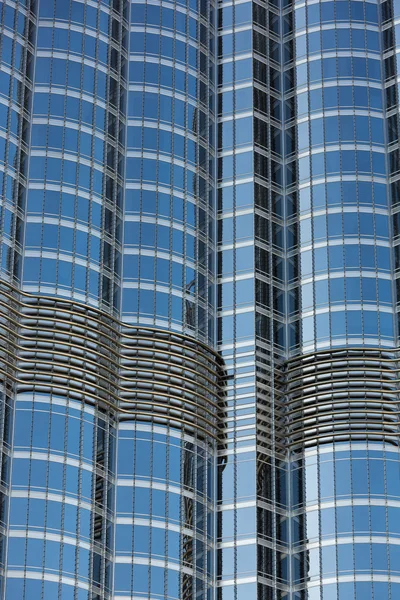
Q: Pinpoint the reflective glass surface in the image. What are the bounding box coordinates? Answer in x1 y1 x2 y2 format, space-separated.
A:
0 0 399 598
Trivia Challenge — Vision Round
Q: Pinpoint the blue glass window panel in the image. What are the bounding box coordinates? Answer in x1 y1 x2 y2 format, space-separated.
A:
352 29 366 50
297 91 308 115
297 122 309 151
236 87 253 112
362 278 377 302
298 157 310 181
45 539 61 570
319 460 334 498
8 538 25 565
355 543 371 571
374 583 389 600
354 505 369 533
390 545 400 574
378 279 392 304
314 279 328 306
314 247 327 272
133 525 150 554
322 545 336 575
386 461 400 498
364 310 378 335
327 214 342 238
354 85 368 108
313 183 326 208
308 31 321 54
326 151 340 174
336 1 350 20
375 214 389 238
134 487 150 516
236 311 255 339
380 312 394 338
342 150 356 173
340 115 355 141
295 6 306 28
374 182 387 207
150 566 165 595
308 3 320 24
347 310 362 335
115 564 132 591
311 154 324 177
370 87 383 110
48 460 64 493
344 245 359 269
388 506 400 534
304 463 318 502
371 118 384 144
26 537 44 567
116 523 133 551
235 58 252 82
116 487 134 513
366 2 378 23
338 57 353 78
301 250 312 276
236 245 254 271
368 58 381 80
343 213 358 236
336 505 352 536
369 460 385 495
337 543 353 573
296 63 307 86
309 59 322 83
353 57 368 78
28 498 46 528
325 86 340 109
236 280 255 305
376 246 390 271
369 506 386 534
320 507 335 536
335 459 352 496
47 499 63 532
346 277 361 301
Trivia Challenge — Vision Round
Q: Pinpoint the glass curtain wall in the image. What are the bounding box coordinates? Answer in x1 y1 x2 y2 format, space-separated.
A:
217 1 258 598
217 0 298 598
288 0 400 597
1 0 400 599
116 0 220 599
0 0 37 596
4 1 128 598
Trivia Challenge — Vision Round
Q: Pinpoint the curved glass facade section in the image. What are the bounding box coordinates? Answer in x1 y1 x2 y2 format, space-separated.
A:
2 0 400 598
290 0 400 597
24 0 128 311
0 0 221 599
115 424 215 599
295 0 395 351
116 0 219 597
123 0 216 344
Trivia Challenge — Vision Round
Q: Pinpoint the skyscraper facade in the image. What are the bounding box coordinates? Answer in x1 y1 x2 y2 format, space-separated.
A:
0 0 399 599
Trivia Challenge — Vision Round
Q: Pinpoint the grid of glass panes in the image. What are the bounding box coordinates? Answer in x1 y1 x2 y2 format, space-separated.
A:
381 0 400 355
123 0 217 344
23 0 128 311
291 0 399 597
0 0 34 285
294 442 400 600
114 423 215 599
295 0 395 352
217 1 259 598
6 392 116 600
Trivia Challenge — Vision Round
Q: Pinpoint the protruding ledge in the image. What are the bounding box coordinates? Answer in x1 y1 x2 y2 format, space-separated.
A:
0 281 226 443
282 348 400 450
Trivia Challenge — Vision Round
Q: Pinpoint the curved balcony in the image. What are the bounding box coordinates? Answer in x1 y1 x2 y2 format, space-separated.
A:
283 347 400 450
